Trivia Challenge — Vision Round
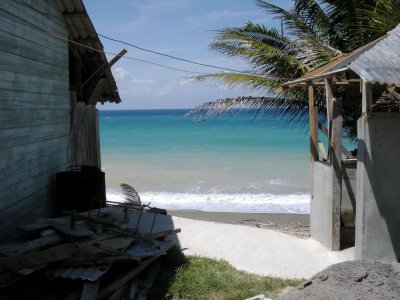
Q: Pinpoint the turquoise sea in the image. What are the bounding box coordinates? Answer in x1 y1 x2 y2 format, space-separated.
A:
99 109 311 213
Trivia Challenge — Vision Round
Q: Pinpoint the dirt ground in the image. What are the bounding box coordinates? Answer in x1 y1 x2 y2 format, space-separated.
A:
279 260 400 300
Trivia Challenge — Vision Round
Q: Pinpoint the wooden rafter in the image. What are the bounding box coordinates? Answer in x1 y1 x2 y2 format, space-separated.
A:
82 48 127 88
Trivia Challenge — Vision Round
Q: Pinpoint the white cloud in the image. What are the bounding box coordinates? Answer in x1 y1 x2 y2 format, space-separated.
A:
112 67 154 85
129 78 155 85
112 67 131 81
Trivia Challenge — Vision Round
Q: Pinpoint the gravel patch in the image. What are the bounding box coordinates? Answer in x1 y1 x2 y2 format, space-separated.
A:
279 260 400 300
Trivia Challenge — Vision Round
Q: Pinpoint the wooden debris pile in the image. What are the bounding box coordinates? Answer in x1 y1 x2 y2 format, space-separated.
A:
0 203 180 299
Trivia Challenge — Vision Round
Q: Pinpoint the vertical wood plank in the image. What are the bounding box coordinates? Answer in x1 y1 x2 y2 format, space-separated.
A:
86 105 97 167
362 81 372 114
331 97 343 251
308 85 319 162
95 109 102 168
325 78 334 159
70 92 89 166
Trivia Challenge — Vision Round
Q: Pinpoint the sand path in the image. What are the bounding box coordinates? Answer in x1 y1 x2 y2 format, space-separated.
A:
171 216 354 279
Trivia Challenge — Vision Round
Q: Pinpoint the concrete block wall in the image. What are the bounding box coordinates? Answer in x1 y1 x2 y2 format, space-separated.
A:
311 161 357 250
311 161 334 249
356 113 400 261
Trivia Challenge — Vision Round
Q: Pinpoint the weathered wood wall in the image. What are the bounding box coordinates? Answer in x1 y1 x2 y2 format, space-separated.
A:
0 0 70 239
69 93 101 168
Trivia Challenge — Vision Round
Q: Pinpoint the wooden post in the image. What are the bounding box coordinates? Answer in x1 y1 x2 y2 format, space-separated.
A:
325 78 334 159
308 85 318 209
86 105 99 167
309 85 319 162
331 97 342 251
70 92 89 166
95 109 101 168
362 81 372 114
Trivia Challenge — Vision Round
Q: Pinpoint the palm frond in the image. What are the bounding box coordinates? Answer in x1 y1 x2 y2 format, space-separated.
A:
210 23 310 77
194 72 283 91
120 183 141 205
186 93 310 125
294 0 332 33
356 0 400 34
256 0 341 60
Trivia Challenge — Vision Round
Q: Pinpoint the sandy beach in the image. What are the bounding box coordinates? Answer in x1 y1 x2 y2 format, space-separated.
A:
169 210 310 238
169 214 353 279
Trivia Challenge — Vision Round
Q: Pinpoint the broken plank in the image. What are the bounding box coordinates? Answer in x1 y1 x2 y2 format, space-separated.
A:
0 244 81 272
135 260 162 300
18 218 50 236
80 281 100 300
143 228 181 240
93 237 135 255
48 218 94 238
60 254 140 267
108 282 130 300
0 234 112 272
0 233 64 256
128 281 140 300
62 210 137 235
40 229 57 237
99 256 158 300
0 272 22 288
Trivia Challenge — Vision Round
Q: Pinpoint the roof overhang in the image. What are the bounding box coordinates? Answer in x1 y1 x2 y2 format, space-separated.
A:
279 26 397 91
56 0 122 104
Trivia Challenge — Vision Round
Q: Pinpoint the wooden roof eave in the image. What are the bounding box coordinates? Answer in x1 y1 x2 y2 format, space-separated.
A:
278 67 349 92
56 0 122 104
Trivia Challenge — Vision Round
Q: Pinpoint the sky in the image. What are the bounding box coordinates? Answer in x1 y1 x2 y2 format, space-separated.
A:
84 0 291 110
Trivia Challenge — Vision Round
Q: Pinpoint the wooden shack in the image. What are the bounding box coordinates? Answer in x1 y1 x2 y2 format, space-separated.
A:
0 0 123 240
280 25 400 261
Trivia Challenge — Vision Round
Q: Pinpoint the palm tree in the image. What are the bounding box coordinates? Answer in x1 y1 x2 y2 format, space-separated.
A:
188 0 400 139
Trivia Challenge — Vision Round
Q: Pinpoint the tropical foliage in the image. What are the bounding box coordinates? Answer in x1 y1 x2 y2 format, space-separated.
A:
189 0 400 138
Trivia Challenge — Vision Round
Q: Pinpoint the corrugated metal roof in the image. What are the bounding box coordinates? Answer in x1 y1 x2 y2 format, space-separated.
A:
280 27 396 88
349 24 400 85
56 0 121 104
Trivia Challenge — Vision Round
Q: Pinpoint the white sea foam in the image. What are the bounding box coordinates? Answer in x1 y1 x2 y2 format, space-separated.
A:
107 190 310 214
269 178 290 185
